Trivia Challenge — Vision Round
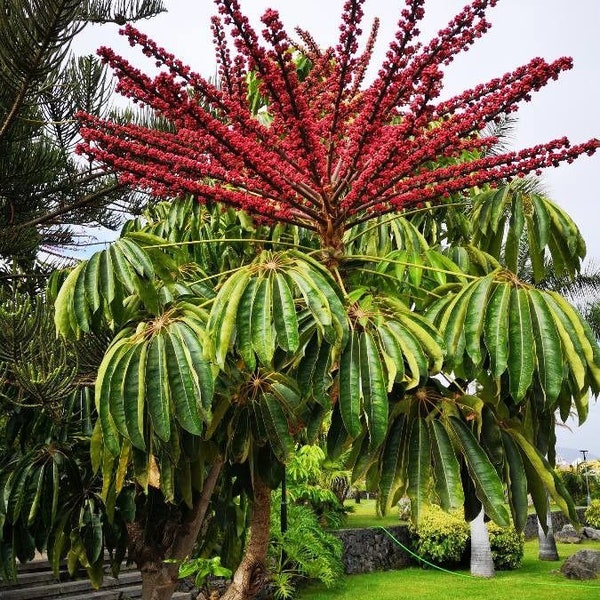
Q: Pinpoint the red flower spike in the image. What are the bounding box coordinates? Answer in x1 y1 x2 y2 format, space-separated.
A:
77 0 599 251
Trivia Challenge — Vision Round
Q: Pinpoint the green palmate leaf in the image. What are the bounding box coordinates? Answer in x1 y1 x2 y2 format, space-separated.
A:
525 213 546 282
391 304 444 373
378 325 405 388
269 373 302 415
27 465 45 527
251 275 276 367
429 420 464 511
109 243 138 294
309 341 334 406
439 279 479 368
407 419 431 523
122 343 146 451
272 272 300 352
327 402 349 460
349 432 373 483
529 194 549 249
377 414 408 513
527 290 564 403
359 331 388 450
449 417 509 526
164 329 204 435
507 287 534 401
54 262 82 338
228 409 251 463
108 342 139 438
118 237 156 279
509 429 578 524
98 249 116 305
73 260 91 332
260 393 295 461
505 191 525 272
546 291 600 391
83 251 102 314
96 338 128 456
174 320 214 413
501 431 528 532
211 269 251 368
288 267 333 334
339 330 362 438
482 283 511 378
145 332 171 442
463 275 493 367
294 260 348 346
237 277 258 370
387 321 428 387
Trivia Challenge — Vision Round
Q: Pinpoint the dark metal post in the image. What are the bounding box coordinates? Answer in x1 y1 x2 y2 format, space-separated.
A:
580 449 592 506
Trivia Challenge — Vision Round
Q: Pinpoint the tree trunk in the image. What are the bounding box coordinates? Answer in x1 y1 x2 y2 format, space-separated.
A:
470 508 495 578
538 495 559 561
133 458 224 600
219 475 272 600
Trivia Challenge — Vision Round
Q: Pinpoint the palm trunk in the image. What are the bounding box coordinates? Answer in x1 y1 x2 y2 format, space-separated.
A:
220 476 272 600
470 508 494 578
134 458 224 600
537 495 559 561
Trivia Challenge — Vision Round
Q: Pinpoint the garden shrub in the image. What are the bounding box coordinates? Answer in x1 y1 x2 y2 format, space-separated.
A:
409 505 469 566
269 497 344 599
585 499 600 528
487 522 524 570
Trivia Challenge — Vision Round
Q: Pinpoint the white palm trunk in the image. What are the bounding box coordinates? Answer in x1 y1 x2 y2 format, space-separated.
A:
537 495 559 561
470 508 495 577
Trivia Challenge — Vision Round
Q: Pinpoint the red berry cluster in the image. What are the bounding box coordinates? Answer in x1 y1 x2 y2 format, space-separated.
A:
76 0 599 249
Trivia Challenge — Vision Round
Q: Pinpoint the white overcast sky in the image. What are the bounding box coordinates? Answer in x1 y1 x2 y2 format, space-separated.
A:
74 0 600 456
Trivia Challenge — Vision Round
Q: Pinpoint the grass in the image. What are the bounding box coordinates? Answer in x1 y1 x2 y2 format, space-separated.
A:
297 540 600 600
342 498 403 529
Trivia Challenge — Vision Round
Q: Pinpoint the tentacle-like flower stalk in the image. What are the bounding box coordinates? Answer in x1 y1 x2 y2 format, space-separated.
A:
76 0 599 252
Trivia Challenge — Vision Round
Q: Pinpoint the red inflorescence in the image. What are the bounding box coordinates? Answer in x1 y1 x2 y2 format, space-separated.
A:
76 0 599 246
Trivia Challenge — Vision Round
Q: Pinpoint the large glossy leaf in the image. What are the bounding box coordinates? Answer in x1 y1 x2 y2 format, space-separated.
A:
463 275 493 367
339 330 362 438
507 287 534 401
429 420 464 511
449 417 509 526
164 329 204 435
251 275 275 367
484 284 511 378
509 429 578 524
377 414 408 514
501 431 528 532
407 419 431 523
360 331 388 450
144 332 171 442
260 393 295 462
527 290 564 403
272 272 300 352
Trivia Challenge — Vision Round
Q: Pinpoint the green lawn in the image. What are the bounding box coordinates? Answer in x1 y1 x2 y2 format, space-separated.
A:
298 538 600 600
342 498 403 529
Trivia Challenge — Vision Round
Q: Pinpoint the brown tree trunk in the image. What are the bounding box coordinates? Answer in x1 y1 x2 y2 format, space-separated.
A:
133 458 224 600
219 476 272 600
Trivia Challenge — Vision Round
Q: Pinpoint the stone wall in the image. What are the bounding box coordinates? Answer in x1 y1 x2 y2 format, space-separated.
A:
334 525 413 574
333 508 588 574
523 508 587 540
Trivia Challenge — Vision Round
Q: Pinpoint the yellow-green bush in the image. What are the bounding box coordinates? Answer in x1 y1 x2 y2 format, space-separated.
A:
585 499 600 528
488 522 524 570
409 505 469 566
